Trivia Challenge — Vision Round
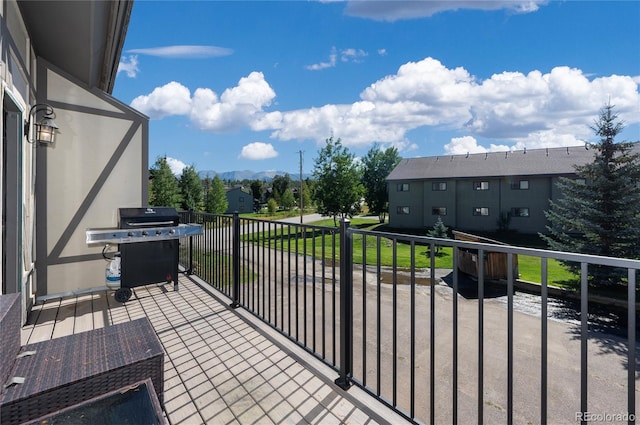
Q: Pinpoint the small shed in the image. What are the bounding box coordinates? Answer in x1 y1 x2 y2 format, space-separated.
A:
453 231 518 281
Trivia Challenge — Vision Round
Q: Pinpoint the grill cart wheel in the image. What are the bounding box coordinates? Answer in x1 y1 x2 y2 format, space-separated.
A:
115 287 132 303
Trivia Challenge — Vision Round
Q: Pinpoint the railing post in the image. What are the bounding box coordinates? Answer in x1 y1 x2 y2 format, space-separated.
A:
187 209 194 275
335 218 353 390
231 212 241 309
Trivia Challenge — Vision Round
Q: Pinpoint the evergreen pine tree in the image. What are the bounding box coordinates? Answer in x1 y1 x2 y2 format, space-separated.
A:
541 104 640 285
300 180 312 211
204 175 229 214
428 217 449 239
427 217 449 254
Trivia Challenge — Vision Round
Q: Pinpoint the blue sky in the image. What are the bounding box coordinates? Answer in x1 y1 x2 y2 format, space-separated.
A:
113 0 640 176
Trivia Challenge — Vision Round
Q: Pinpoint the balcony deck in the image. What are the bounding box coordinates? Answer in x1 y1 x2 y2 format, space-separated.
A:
22 275 405 424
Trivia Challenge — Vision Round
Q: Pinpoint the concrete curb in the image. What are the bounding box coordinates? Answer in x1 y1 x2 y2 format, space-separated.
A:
512 278 639 309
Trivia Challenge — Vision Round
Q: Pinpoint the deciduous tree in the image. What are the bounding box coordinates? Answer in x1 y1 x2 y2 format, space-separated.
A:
281 188 295 210
271 174 291 202
149 157 181 208
179 165 203 211
312 137 364 226
362 145 401 223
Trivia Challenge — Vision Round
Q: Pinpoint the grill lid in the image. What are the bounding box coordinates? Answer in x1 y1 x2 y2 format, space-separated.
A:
119 207 179 228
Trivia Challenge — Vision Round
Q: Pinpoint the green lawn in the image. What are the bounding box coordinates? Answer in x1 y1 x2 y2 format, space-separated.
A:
241 209 311 220
243 219 579 287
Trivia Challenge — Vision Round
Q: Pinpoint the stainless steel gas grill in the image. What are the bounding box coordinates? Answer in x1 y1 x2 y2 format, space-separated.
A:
86 207 203 302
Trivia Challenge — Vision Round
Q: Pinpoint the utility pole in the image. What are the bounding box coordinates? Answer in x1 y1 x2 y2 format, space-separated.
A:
299 150 304 224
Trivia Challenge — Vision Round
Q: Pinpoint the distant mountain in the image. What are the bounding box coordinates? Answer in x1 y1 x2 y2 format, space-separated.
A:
198 170 311 182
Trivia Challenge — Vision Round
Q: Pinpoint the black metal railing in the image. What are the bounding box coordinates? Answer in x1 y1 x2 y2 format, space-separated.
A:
179 211 341 369
179 211 639 425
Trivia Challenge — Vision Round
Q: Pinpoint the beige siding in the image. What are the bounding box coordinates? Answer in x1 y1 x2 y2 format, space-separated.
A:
37 60 148 297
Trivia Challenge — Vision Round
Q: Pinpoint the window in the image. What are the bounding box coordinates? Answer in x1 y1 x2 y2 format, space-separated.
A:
432 207 447 216
397 206 410 215
473 207 489 216
432 182 447 191
473 181 489 191
510 207 530 217
576 178 586 185
511 179 529 190
397 183 409 192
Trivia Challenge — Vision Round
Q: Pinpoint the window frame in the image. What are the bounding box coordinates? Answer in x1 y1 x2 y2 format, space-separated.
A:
397 206 410 215
473 181 490 191
431 207 447 216
472 207 490 216
432 182 447 191
510 207 530 217
397 183 410 192
511 179 529 190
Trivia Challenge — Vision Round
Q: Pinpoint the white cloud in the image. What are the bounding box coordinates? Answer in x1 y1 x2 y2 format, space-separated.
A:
131 57 640 155
466 66 639 139
261 58 639 150
306 47 368 70
341 48 368 63
444 136 512 154
306 47 337 70
130 73 275 129
165 157 187 176
131 81 191 119
239 142 279 160
343 0 547 21
190 72 276 131
127 45 233 58
378 49 387 56
117 55 139 78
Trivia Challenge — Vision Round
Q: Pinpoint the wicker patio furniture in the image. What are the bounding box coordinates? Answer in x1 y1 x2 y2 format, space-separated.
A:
23 378 166 425
0 294 165 425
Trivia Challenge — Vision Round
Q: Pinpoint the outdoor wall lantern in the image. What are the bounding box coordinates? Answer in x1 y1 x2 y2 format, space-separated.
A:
24 103 59 145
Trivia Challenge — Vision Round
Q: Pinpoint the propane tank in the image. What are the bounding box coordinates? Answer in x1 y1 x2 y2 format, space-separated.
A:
105 255 121 290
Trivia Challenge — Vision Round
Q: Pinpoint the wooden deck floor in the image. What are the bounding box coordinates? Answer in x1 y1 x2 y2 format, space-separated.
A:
22 275 405 425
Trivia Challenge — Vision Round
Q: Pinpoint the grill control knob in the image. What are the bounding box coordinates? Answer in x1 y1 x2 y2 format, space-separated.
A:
142 231 148 236
127 232 133 237
169 229 176 235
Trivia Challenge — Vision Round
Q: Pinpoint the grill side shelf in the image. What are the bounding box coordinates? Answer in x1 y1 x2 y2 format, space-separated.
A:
86 224 203 245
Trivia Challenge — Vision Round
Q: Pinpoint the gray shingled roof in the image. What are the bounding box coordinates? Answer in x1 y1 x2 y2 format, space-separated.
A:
386 144 640 181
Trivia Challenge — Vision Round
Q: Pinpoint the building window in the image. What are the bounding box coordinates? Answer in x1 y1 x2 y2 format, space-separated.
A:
397 206 410 215
510 207 530 217
511 180 529 190
432 207 447 216
397 183 409 192
473 181 489 191
432 182 447 191
473 207 489 216
576 178 586 185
